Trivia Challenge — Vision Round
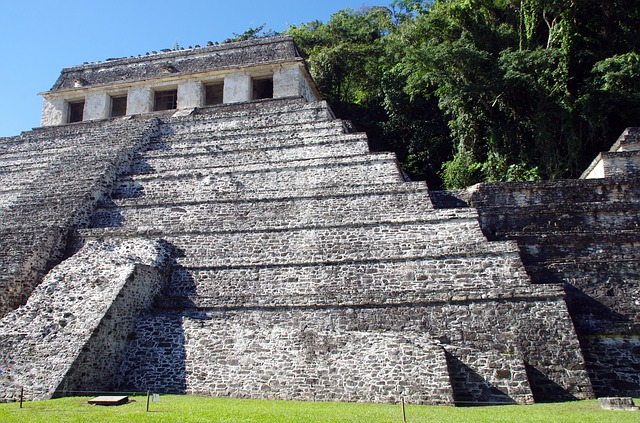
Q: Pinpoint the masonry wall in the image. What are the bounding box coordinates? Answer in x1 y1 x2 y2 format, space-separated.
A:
92 98 592 404
113 292 588 404
0 96 598 405
55 259 169 395
431 178 640 397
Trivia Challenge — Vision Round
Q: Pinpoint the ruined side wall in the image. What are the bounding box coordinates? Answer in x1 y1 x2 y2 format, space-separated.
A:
55 261 169 395
431 178 640 397
0 117 160 318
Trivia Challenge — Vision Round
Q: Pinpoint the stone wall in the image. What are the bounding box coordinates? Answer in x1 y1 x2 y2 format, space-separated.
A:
0 96 597 404
115 309 454 404
84 98 591 404
431 176 640 397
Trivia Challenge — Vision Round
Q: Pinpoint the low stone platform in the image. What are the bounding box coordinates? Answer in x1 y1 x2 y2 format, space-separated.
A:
88 396 129 406
598 397 638 411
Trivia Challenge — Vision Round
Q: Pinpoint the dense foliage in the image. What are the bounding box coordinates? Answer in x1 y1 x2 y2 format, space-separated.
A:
284 0 640 188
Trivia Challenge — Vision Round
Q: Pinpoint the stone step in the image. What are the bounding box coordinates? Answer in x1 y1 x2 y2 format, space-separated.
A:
518 238 640 267
467 179 640 207
3 116 159 156
0 168 43 194
111 154 404 200
506 231 640 246
84 208 480 238
482 204 640 238
162 221 507 268
92 190 453 232
142 133 367 159
156 280 550 309
161 102 335 135
160 102 335 136
79 219 513 269
162 254 533 307
103 181 431 207
153 119 352 148
0 144 108 164
166 97 328 124
131 137 371 174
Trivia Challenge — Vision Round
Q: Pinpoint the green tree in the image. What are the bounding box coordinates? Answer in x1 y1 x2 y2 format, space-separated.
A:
287 0 640 189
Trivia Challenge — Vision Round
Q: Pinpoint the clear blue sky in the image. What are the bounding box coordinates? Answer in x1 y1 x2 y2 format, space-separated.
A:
0 0 390 137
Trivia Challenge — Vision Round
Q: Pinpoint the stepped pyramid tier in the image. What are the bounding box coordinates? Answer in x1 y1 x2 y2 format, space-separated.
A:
4 35 631 404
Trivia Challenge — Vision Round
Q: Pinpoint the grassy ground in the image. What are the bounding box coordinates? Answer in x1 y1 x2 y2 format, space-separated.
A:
0 395 638 423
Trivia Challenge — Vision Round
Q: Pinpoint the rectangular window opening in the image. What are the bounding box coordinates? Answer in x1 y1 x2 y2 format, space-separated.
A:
110 95 127 117
205 82 224 106
154 89 178 111
68 100 85 123
252 77 273 100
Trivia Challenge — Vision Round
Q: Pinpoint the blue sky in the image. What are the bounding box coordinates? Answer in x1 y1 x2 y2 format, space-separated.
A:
0 0 389 137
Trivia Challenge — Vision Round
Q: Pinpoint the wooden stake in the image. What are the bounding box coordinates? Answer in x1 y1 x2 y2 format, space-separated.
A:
146 390 150 412
401 397 406 422
19 387 24 409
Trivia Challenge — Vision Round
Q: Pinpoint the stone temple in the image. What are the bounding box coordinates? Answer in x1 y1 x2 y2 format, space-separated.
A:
0 36 638 404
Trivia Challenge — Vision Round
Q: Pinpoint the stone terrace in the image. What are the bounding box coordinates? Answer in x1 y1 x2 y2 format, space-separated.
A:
64 97 593 404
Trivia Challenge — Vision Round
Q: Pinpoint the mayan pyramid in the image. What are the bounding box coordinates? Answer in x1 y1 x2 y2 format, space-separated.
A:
0 37 611 404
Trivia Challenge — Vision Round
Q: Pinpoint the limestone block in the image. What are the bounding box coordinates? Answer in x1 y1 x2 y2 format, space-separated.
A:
40 97 65 127
84 92 109 121
127 86 153 115
177 79 203 109
223 73 251 103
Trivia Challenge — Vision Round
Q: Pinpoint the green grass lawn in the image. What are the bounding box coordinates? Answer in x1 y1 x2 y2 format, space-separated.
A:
0 395 638 423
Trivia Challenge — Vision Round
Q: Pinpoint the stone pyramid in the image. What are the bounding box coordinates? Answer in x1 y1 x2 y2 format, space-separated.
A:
0 37 596 404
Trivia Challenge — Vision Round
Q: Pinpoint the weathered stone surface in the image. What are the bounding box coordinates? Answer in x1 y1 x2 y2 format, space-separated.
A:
0 238 169 401
432 174 640 397
0 116 160 318
49 37 300 92
598 397 638 411
116 311 454 404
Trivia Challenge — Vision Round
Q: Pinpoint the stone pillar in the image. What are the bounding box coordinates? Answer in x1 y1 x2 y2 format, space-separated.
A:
178 79 203 109
84 92 109 121
273 66 301 99
40 97 65 127
223 73 251 103
127 86 153 115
